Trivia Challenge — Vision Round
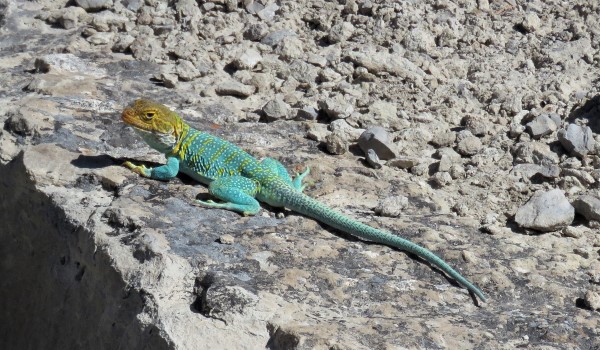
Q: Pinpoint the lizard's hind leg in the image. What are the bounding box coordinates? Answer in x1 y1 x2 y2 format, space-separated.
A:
292 167 310 192
196 176 261 216
261 158 293 183
261 158 309 192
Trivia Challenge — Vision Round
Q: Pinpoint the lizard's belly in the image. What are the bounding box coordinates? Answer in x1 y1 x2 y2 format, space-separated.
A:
180 166 213 185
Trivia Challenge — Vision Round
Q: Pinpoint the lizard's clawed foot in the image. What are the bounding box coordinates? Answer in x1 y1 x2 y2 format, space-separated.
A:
195 199 260 216
293 166 310 192
195 199 216 206
123 161 151 177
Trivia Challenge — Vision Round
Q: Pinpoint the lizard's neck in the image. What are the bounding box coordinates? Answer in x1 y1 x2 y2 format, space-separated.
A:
169 118 191 156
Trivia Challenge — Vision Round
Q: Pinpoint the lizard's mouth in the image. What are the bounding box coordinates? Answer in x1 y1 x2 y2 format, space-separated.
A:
122 107 150 131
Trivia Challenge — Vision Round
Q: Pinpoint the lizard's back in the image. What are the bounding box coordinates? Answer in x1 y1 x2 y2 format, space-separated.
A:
177 127 265 184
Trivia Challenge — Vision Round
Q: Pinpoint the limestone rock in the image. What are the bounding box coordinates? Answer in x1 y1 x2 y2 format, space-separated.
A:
375 196 408 217
572 195 600 222
542 38 592 66
402 28 436 54
288 59 318 84
365 149 382 169
325 130 349 155
319 95 354 119
526 114 557 139
514 142 559 165
261 30 296 47
515 189 575 232
357 127 398 161
510 164 560 180
387 156 420 169
34 53 106 78
431 171 453 187
584 290 600 311
175 59 201 81
244 22 268 41
431 131 456 147
462 116 489 137
558 124 595 158
215 80 256 98
456 136 482 156
346 49 425 82
75 0 113 11
366 100 398 129
296 105 318 120
328 22 354 44
262 98 290 121
521 12 541 33
275 36 304 60
306 123 330 142
233 48 262 70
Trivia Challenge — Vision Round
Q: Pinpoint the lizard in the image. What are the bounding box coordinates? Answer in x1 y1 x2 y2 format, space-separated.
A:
121 99 487 303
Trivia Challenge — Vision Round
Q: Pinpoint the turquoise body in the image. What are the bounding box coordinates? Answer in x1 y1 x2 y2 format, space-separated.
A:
136 125 487 302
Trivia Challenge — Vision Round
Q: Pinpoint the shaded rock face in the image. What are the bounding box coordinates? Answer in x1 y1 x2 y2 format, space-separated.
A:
572 195 600 222
0 152 167 350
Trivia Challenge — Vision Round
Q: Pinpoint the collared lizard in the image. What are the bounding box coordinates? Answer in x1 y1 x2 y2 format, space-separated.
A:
121 99 487 302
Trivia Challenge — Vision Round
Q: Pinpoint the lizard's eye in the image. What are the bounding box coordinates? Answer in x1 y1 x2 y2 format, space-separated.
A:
144 112 155 120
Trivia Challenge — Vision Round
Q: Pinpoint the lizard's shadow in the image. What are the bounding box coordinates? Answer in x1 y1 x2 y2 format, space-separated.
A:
287 212 481 304
71 154 116 169
71 155 195 183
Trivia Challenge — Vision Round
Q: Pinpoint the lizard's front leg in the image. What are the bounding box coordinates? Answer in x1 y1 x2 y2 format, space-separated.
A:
196 176 261 216
124 156 180 180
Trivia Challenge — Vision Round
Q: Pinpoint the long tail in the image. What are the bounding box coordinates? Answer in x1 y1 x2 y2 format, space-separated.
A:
277 185 487 302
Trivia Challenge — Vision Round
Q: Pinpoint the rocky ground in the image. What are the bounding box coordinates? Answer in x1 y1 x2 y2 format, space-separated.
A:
1 0 600 349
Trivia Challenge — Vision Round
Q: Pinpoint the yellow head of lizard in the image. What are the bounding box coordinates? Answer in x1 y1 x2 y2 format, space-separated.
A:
122 99 187 153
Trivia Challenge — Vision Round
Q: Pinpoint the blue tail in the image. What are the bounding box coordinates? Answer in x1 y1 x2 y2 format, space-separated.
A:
277 185 487 302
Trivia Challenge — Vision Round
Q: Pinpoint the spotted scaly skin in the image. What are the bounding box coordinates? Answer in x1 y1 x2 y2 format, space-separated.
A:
122 99 487 302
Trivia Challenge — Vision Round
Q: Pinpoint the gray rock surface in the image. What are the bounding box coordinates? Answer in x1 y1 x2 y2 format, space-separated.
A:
175 59 201 82
1 0 600 349
462 116 489 137
357 127 398 161
584 290 600 311
75 0 113 11
515 189 575 232
526 114 557 139
558 124 595 158
262 98 290 121
324 130 349 155
387 156 420 169
514 142 560 165
296 105 318 120
521 12 541 33
318 95 354 120
510 164 560 180
215 80 256 98
572 195 600 222
375 195 409 218
233 48 262 70
365 148 382 169
260 29 295 47
456 136 482 156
